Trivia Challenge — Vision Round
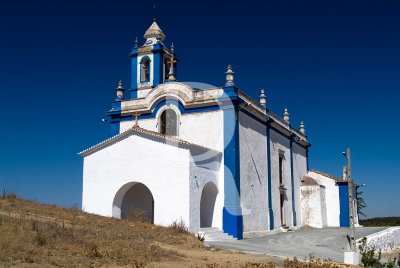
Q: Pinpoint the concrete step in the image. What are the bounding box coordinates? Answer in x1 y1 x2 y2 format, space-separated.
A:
280 225 293 232
198 227 237 242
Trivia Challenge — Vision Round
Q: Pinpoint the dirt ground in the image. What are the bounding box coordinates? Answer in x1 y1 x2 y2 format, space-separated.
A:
381 247 400 259
147 245 284 267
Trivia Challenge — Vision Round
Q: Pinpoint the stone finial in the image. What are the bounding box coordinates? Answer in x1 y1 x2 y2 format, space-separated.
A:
134 37 138 48
259 89 267 107
116 80 125 99
144 20 166 42
300 121 305 134
225 65 235 86
171 42 174 52
343 166 348 181
283 108 290 123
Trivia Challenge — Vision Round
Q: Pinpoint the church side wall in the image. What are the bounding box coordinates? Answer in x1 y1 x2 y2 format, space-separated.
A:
292 142 308 227
270 129 293 229
82 134 191 227
238 112 269 237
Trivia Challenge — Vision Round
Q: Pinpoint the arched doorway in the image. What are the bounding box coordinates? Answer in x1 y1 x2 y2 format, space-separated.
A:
200 182 218 228
112 182 154 223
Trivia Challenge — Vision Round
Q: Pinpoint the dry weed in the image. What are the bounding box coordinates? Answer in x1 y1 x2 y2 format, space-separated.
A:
284 254 343 268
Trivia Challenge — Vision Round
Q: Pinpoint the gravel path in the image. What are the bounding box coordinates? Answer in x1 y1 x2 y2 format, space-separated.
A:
207 227 387 263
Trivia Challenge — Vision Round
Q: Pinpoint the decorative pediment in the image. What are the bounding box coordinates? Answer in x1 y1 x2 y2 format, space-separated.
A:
121 82 223 115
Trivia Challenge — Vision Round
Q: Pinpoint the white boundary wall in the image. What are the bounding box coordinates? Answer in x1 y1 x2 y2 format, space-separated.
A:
357 227 400 253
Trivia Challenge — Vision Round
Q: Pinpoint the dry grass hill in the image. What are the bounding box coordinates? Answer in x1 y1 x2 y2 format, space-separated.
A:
0 193 280 267
0 193 357 267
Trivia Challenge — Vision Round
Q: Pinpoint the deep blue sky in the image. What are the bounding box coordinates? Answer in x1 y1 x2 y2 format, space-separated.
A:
1 0 399 218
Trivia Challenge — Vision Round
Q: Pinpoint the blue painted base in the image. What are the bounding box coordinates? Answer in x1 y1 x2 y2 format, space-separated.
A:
223 207 243 239
269 208 274 230
293 211 297 226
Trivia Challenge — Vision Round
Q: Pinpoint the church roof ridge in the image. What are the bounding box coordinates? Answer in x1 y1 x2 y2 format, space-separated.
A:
78 125 219 157
237 89 308 143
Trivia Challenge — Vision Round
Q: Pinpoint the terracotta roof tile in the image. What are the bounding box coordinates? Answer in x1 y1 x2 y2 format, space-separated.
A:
309 169 346 182
78 125 218 157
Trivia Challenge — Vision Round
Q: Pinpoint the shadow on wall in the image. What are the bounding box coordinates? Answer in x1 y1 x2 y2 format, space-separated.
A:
200 182 218 228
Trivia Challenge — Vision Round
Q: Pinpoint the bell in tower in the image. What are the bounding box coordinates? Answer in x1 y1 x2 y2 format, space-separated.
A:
129 19 178 99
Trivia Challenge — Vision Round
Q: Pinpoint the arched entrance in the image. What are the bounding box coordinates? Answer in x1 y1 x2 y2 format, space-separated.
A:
112 182 154 223
200 182 218 228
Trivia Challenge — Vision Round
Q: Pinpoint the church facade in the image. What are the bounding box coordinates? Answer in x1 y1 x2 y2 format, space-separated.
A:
79 21 314 239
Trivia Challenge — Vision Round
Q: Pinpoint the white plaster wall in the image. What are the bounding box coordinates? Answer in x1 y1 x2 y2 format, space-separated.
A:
118 106 225 231
188 149 223 232
180 110 224 152
238 112 269 236
119 108 223 152
320 186 327 227
357 227 400 253
307 171 340 227
270 129 293 228
82 134 191 227
292 143 307 227
301 185 325 228
120 117 157 133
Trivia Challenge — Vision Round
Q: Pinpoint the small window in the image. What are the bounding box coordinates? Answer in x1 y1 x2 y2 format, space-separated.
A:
160 109 178 136
140 57 150 82
279 155 284 185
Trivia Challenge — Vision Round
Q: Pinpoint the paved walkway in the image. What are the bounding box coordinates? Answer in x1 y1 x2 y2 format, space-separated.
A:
207 227 387 263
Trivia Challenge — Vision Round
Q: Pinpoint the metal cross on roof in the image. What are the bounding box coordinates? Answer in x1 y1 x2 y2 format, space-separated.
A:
133 111 141 127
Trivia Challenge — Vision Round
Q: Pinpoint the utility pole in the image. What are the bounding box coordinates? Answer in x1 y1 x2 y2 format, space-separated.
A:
343 148 356 251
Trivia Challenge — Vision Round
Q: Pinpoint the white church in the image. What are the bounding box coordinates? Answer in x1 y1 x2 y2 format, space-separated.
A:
79 20 358 239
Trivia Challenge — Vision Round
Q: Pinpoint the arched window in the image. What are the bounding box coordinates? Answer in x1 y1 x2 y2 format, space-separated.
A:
140 57 150 82
160 109 178 136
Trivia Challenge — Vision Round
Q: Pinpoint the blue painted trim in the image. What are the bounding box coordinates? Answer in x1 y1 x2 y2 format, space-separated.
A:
221 86 243 239
266 120 274 230
106 99 221 122
139 56 151 83
130 53 138 95
338 183 350 227
153 51 163 87
110 121 120 136
112 100 121 111
290 137 297 226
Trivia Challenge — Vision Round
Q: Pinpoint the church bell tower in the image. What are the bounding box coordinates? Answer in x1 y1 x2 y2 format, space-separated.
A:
129 19 178 99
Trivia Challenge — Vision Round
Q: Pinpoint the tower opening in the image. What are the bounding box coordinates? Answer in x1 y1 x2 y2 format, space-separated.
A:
140 57 150 82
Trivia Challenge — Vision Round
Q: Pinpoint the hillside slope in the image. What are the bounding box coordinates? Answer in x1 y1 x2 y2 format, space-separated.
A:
0 194 278 267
